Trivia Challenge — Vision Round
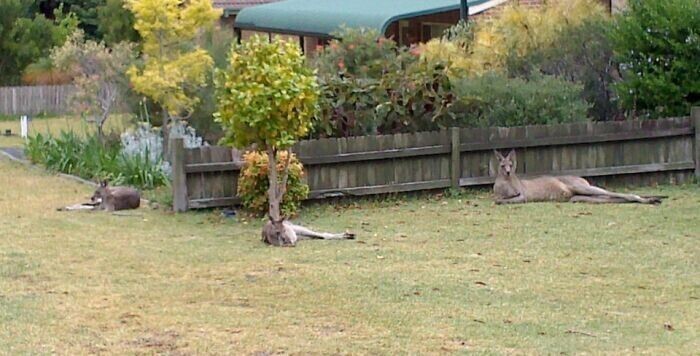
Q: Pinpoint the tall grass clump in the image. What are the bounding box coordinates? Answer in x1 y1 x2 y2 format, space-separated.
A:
25 131 168 189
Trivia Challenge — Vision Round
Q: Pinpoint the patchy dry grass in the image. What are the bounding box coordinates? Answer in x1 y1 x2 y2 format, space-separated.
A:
0 157 699 354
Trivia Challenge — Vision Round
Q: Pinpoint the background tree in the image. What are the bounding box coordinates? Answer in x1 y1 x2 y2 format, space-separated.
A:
0 0 77 85
34 0 105 39
51 30 136 139
610 0 700 117
97 0 139 45
215 35 319 241
126 0 219 148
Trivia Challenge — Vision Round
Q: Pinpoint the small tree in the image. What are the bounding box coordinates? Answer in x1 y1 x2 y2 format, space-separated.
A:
215 35 319 242
52 30 136 139
610 0 700 117
126 0 219 145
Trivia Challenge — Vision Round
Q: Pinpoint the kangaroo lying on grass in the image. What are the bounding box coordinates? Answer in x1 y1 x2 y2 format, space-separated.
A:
58 181 141 211
493 150 664 205
90 180 141 211
262 217 355 247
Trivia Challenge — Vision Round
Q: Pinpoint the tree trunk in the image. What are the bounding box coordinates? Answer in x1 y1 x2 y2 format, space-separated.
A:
267 147 281 222
262 147 295 246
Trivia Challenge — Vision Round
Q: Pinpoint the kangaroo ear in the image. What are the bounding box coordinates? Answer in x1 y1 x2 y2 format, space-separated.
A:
506 149 516 160
494 150 505 160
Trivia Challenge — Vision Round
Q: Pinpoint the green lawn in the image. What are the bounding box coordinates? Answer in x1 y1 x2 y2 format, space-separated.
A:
0 157 698 354
0 115 130 149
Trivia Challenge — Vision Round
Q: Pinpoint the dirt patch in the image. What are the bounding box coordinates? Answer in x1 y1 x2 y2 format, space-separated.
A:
129 330 187 354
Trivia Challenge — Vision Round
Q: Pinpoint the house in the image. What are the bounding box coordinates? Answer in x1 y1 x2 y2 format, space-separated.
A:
226 0 622 54
212 0 281 28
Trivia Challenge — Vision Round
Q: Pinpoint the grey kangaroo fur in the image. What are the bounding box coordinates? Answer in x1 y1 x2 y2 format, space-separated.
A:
262 218 355 247
91 180 141 211
493 149 665 205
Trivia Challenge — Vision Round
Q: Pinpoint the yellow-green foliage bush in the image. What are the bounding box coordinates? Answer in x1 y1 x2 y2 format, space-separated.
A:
237 150 309 217
418 0 608 76
215 35 319 221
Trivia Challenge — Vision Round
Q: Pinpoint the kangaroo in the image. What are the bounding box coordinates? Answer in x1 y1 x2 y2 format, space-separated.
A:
493 150 664 205
91 180 141 211
262 217 355 247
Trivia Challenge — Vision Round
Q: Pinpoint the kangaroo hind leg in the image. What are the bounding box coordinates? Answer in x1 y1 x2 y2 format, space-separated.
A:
569 185 659 204
285 222 355 240
569 195 631 204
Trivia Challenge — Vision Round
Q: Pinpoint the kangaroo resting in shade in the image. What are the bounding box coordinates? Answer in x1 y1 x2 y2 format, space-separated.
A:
493 150 665 205
262 218 355 247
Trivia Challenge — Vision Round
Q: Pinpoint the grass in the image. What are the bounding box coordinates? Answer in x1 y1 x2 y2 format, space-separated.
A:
0 157 699 354
0 115 130 149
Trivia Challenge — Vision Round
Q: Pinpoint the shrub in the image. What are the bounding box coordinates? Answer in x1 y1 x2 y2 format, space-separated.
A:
51 30 136 139
508 17 619 121
114 149 169 189
21 57 72 85
419 1 616 120
215 34 318 223
610 0 700 117
452 73 590 127
237 151 309 217
314 28 456 137
25 130 168 189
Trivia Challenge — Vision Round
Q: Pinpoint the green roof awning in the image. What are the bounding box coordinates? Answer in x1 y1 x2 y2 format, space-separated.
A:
235 0 502 37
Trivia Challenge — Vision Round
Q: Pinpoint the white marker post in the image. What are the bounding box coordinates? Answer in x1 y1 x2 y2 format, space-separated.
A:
20 115 29 139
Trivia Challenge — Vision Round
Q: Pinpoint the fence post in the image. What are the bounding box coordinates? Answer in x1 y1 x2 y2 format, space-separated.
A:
11 87 17 115
171 137 188 212
450 127 461 189
692 106 700 178
20 115 28 139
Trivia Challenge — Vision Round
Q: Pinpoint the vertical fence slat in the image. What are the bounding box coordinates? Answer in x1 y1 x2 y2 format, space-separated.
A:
450 127 460 189
171 138 188 212
693 107 700 178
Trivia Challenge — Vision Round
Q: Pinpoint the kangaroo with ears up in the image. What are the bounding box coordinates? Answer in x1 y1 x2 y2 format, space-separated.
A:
91 180 141 211
493 150 664 205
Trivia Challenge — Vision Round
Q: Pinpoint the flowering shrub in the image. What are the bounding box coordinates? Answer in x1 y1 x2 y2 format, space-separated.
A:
121 123 164 165
313 28 456 137
237 150 308 217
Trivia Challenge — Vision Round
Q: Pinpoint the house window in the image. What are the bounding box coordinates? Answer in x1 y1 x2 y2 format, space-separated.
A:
399 21 411 45
421 23 451 42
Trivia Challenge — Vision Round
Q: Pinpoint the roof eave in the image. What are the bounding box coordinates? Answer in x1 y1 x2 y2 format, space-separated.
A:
234 23 336 39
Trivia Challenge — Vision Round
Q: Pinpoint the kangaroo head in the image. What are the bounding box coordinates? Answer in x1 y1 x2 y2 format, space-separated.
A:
266 215 291 245
494 149 517 177
91 180 110 203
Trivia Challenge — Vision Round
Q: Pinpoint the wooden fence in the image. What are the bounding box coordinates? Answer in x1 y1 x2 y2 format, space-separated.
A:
0 85 76 115
171 109 700 211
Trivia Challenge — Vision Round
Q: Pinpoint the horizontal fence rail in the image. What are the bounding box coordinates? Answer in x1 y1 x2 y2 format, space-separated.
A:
171 110 700 211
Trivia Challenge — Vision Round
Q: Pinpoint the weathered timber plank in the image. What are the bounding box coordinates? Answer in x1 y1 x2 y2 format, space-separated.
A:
171 138 187 212
459 127 693 152
185 162 242 173
188 197 241 209
692 107 700 177
451 128 460 188
308 179 451 199
459 161 695 187
297 144 450 165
